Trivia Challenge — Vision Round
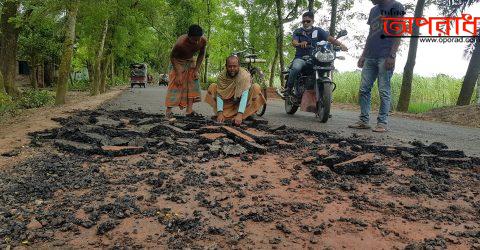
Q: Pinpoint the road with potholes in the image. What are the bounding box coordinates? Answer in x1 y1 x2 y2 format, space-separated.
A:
0 85 479 249
105 85 480 157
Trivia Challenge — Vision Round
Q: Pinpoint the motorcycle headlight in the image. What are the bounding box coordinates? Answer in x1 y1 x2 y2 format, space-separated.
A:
315 51 335 62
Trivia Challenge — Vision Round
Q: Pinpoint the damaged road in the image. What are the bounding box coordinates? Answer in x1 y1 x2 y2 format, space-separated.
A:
1 109 479 249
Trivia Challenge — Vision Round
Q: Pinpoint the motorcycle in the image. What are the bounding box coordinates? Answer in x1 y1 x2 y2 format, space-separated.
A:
280 30 348 123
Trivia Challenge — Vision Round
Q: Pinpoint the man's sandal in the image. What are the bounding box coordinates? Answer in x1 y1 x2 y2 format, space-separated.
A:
348 121 371 129
165 112 176 123
372 124 388 133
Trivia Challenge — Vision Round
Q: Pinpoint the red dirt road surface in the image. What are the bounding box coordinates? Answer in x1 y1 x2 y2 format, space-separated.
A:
0 109 479 249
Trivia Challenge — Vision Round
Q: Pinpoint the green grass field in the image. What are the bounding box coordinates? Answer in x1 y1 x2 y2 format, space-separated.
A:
332 71 476 114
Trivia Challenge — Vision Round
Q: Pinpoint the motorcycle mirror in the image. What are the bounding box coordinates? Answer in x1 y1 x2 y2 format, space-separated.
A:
336 30 348 39
336 56 346 60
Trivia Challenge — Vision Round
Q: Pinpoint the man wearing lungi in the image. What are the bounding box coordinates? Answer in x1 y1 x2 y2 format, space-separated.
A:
205 56 266 126
165 24 207 118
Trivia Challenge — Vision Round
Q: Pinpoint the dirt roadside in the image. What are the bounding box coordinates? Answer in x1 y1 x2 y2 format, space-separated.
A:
332 102 480 129
0 87 126 169
0 109 478 249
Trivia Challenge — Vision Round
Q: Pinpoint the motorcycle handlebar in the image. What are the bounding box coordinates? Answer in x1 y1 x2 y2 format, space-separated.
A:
232 49 248 55
295 44 313 49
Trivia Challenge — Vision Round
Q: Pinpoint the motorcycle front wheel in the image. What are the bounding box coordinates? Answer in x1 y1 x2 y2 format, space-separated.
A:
285 95 299 115
317 83 332 123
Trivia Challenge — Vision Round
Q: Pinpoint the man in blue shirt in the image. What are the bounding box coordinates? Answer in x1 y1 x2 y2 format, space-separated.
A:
285 11 348 95
348 0 404 132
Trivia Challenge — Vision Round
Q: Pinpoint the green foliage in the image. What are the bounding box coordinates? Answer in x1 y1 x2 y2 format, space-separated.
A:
0 92 16 116
110 76 129 87
69 80 90 91
200 78 215 91
17 89 55 109
18 4 63 63
333 71 467 113
1 88 56 116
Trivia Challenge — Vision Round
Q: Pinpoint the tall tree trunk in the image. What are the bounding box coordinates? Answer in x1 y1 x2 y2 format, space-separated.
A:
99 56 109 93
329 0 338 35
275 0 285 87
0 0 20 96
0 71 3 93
110 54 115 84
203 0 211 84
30 67 38 89
38 61 45 88
269 49 278 88
91 18 109 96
308 0 314 12
457 43 480 105
29 58 38 89
476 76 480 105
44 61 55 87
55 0 79 105
69 69 74 86
397 0 425 112
87 61 94 85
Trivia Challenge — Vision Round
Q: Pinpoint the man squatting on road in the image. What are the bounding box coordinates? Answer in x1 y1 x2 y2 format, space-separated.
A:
205 56 266 126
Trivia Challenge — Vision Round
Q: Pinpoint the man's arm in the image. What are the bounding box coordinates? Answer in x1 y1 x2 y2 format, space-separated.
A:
327 36 348 51
385 3 405 70
292 39 308 48
170 37 184 73
357 31 371 68
384 35 400 70
195 38 207 72
216 95 225 123
292 30 307 48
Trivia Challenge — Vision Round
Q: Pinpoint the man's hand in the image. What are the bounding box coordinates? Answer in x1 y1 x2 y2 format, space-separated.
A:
340 44 348 52
298 41 308 48
234 113 243 126
193 69 200 79
216 112 225 123
385 57 395 70
357 56 365 68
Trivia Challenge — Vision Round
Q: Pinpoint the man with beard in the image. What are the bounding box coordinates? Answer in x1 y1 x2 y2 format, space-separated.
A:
205 56 266 126
165 24 207 119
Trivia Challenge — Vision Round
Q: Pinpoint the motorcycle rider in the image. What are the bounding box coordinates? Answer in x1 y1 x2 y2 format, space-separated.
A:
284 11 348 96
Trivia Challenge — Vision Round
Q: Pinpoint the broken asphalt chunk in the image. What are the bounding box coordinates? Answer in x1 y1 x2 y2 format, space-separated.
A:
100 146 145 157
54 139 98 155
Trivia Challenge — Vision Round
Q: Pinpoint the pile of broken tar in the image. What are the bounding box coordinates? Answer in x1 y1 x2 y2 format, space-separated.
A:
0 109 478 248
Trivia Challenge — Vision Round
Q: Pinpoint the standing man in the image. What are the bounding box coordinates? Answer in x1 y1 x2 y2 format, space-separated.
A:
348 0 405 132
285 11 348 96
205 56 266 126
165 24 207 118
